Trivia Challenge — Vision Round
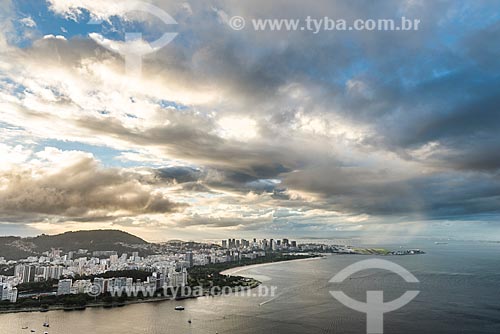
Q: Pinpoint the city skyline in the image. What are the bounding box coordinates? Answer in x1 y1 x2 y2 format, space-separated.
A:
2 229 382 308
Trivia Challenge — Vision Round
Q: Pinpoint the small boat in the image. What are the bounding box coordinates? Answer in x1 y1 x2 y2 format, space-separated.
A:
188 320 192 324
22 327 28 330
174 306 185 311
30 330 35 333
44 332 49 334
43 322 50 327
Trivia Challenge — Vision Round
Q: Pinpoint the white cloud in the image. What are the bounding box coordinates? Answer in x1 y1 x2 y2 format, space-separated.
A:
42 34 67 40
0 0 13 49
218 116 258 141
0 143 32 171
19 16 36 28
46 0 144 21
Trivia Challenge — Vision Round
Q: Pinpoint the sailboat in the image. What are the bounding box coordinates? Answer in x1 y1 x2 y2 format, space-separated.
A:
43 316 50 327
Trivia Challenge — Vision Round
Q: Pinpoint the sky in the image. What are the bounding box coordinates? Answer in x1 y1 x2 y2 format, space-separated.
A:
0 0 500 242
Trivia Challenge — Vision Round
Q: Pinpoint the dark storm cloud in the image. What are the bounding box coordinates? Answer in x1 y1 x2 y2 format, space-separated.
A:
283 165 500 218
175 214 271 230
156 166 203 183
0 152 185 222
42 14 500 220
373 71 500 151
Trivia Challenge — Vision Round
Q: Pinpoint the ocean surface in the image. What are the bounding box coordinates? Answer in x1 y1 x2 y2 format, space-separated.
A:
1 240 500 334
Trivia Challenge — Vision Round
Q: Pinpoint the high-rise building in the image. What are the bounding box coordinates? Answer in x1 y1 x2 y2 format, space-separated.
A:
0 284 17 303
168 268 187 287
9 287 17 303
186 252 194 268
0 283 9 300
48 266 63 280
14 265 36 283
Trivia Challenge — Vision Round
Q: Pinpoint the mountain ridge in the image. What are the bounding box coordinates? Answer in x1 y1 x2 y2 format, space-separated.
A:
0 229 150 260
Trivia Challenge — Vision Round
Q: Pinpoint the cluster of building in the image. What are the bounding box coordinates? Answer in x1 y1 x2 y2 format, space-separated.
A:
222 238 298 251
0 236 350 303
220 238 359 255
0 281 18 303
14 264 64 283
56 268 188 296
0 249 195 302
1 257 19 303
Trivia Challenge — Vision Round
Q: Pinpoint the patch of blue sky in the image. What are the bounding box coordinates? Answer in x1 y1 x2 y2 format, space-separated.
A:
37 139 193 170
0 77 26 96
13 0 179 48
0 122 35 146
14 0 93 44
157 99 188 110
245 179 282 192
330 58 372 87
430 2 500 50
38 139 124 166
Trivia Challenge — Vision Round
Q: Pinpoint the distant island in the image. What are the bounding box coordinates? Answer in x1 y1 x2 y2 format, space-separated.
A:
0 230 423 313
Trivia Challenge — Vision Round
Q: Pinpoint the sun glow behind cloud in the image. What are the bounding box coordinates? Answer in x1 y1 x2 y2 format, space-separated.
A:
217 116 258 141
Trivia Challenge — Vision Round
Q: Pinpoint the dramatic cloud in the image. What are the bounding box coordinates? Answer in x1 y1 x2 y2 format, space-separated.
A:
0 0 499 240
0 148 184 221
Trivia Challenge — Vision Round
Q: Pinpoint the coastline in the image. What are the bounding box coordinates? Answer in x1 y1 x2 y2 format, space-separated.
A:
0 295 193 314
1 257 315 315
220 255 324 276
0 250 424 315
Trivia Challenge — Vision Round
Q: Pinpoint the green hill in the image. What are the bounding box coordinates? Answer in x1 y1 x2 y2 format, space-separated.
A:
0 230 151 260
0 236 35 260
